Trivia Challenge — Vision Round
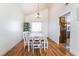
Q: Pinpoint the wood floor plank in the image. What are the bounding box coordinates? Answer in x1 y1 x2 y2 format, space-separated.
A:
4 38 72 56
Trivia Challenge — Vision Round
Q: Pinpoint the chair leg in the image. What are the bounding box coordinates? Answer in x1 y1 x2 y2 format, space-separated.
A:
33 46 34 54
24 45 26 51
28 44 30 52
24 45 25 49
40 47 41 54
44 43 45 51
47 43 48 49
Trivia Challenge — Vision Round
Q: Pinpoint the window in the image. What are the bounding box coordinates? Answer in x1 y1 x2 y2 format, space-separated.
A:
31 22 42 32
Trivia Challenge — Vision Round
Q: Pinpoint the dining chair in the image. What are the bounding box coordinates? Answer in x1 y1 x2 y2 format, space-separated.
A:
23 31 32 51
42 36 48 50
23 31 28 50
32 36 42 54
27 37 33 52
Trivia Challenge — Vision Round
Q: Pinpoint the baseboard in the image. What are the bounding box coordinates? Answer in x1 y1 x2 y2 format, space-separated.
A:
47 37 58 44
70 52 75 56
3 39 23 56
69 50 76 56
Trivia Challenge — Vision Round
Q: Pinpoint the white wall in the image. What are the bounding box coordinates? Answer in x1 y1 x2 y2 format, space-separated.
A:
70 4 79 56
0 3 24 55
24 9 48 36
48 3 79 55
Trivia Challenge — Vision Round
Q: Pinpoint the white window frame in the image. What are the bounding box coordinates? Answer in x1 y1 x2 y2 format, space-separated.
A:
31 21 42 33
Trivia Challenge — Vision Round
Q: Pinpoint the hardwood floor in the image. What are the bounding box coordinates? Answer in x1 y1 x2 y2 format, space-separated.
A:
5 38 72 56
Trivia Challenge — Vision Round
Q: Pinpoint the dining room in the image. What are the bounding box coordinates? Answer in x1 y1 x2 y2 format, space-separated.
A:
3 3 73 56
1 3 79 56
0 1 79 59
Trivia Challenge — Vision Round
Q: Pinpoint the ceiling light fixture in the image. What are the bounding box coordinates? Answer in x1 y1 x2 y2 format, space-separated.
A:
35 3 42 18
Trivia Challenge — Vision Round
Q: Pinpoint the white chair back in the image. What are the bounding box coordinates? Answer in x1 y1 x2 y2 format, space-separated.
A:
23 31 30 43
32 37 41 44
32 36 42 53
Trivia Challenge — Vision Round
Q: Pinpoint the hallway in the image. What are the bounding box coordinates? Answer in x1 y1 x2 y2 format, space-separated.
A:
5 38 72 56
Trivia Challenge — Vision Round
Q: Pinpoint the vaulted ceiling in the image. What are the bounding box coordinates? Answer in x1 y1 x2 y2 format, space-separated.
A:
20 3 49 15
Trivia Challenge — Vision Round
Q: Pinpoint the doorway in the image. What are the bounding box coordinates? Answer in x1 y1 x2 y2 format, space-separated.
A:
59 12 71 50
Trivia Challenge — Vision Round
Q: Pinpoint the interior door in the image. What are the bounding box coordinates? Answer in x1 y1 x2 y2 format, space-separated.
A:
59 16 67 43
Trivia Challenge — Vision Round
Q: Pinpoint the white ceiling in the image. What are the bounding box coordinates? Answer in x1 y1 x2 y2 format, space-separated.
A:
20 3 49 15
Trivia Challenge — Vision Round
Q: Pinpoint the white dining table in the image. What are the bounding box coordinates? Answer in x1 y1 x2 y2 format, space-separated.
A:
27 33 47 52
